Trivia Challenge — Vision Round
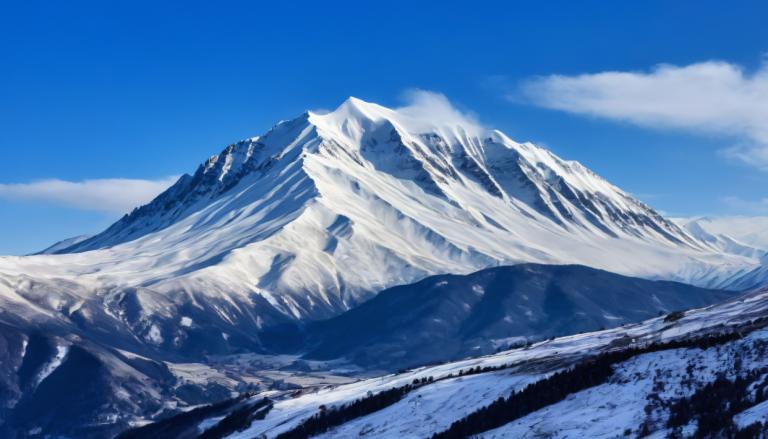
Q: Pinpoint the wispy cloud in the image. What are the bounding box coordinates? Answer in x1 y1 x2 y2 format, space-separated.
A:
396 89 485 136
519 60 768 169
0 177 178 214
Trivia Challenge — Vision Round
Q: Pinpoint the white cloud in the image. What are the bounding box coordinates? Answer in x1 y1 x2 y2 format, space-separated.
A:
396 89 485 136
0 177 178 214
520 61 768 169
722 196 768 214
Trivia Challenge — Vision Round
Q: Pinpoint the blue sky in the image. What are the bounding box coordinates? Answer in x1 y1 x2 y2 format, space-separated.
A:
1 0 767 255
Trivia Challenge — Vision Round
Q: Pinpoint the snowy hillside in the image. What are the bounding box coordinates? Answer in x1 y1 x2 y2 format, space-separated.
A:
35 234 91 255
0 263 739 438
136 285 768 439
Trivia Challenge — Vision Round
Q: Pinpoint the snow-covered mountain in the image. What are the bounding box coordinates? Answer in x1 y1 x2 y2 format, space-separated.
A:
0 263 736 439
0 97 763 360
1 98 760 322
1 96 767 437
35 234 91 255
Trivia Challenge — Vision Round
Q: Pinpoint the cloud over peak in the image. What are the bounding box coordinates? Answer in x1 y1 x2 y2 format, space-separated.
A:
520 60 768 169
395 89 485 137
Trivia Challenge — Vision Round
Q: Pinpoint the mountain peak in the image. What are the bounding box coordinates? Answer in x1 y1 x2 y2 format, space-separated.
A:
39 97 763 321
317 96 391 121
340 95 373 108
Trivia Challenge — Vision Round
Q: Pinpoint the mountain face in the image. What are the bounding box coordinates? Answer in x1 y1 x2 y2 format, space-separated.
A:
0 97 766 438
2 98 757 326
303 264 734 369
58 97 694 255
0 326 180 439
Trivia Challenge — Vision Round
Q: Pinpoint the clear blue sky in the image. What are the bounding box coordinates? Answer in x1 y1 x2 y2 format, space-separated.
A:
1 0 767 255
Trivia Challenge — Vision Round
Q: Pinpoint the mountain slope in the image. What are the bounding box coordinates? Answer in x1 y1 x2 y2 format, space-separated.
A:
0 97 762 368
676 216 768 292
1 98 759 318
143 285 768 439
36 234 91 255
0 263 736 438
303 264 733 369
1 97 766 437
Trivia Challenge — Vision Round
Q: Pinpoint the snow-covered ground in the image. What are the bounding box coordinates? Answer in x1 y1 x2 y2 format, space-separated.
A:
482 332 768 437
190 286 768 438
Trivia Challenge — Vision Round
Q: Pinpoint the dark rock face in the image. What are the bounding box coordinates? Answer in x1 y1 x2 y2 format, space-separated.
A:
303 264 733 369
0 326 236 439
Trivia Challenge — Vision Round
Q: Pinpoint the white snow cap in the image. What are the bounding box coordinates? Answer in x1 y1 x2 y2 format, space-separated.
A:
0 93 763 327
310 91 485 144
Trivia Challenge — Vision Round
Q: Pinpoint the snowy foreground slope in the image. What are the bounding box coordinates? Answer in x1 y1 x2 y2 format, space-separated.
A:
124 285 768 439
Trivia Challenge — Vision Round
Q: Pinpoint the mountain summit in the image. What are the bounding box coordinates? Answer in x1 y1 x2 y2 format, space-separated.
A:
62 96 697 257
4 97 757 326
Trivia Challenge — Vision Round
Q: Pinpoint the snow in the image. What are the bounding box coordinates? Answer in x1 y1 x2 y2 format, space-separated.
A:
225 365 543 439
147 325 163 344
220 286 768 438
312 373 538 439
735 399 768 428
197 416 226 433
34 345 68 387
0 96 764 357
484 329 768 438
36 234 91 255
166 362 240 390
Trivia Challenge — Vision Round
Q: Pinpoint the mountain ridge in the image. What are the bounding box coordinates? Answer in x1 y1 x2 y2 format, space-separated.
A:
0 97 762 338
58 97 699 256
302 263 734 369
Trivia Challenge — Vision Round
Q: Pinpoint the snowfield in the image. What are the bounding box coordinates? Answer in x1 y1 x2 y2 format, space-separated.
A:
204 286 768 438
